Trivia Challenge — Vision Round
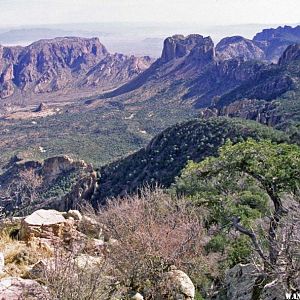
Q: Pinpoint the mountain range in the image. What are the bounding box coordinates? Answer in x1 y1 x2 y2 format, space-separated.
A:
0 37 151 103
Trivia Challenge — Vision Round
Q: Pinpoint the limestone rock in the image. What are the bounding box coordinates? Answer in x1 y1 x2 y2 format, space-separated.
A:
160 268 195 300
74 254 103 269
23 209 65 226
19 209 66 241
0 277 49 300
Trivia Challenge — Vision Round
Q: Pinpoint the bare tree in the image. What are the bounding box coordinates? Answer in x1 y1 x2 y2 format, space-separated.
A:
96 188 215 297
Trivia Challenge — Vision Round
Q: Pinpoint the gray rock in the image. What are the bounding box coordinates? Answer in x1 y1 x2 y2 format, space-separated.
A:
0 277 49 300
224 263 258 300
23 209 65 226
66 210 83 221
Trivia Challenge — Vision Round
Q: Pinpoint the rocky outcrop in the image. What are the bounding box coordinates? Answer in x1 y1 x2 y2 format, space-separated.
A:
216 99 283 126
0 37 152 101
161 34 215 64
278 44 300 65
253 25 300 62
42 155 91 183
0 155 96 215
222 263 287 300
0 277 49 300
19 209 67 241
216 36 265 61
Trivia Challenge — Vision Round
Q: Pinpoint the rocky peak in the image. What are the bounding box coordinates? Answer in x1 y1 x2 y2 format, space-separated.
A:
253 25 300 42
0 37 151 101
278 44 300 65
160 34 215 64
216 36 265 61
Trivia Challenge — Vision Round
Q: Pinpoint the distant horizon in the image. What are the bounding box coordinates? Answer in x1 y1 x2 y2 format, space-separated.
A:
1 0 300 28
1 21 300 31
1 21 299 57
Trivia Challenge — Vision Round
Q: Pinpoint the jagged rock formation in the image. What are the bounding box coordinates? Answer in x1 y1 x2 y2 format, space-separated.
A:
253 25 300 62
0 155 98 215
278 44 300 65
215 45 300 110
161 34 215 64
221 263 288 300
102 34 266 108
216 36 265 61
0 37 152 102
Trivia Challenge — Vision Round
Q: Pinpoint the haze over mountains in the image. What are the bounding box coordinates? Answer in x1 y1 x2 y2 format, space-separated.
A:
1 22 299 56
1 25 299 108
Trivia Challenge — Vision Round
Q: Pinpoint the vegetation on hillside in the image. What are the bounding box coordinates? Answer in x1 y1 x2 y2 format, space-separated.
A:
93 117 287 205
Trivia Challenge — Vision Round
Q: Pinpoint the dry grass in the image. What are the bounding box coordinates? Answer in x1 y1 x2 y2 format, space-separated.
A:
0 231 52 278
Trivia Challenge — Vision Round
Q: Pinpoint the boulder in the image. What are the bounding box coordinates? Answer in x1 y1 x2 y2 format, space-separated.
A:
0 277 49 300
78 215 102 238
131 292 144 300
74 254 103 269
224 263 258 300
160 268 195 300
65 210 83 221
19 209 66 241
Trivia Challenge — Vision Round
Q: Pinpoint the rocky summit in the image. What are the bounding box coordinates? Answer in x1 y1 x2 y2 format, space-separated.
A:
216 36 265 61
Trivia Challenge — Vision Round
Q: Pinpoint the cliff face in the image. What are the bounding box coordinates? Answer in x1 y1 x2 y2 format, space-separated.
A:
0 155 97 215
278 44 300 65
253 25 300 62
161 34 215 64
0 37 152 101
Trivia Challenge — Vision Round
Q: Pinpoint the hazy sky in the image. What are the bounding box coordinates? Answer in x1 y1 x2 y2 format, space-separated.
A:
0 0 299 27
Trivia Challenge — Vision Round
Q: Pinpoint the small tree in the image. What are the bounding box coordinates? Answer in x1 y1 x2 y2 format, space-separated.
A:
174 139 300 289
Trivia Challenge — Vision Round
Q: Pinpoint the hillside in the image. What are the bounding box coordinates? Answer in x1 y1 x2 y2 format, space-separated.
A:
92 117 287 205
